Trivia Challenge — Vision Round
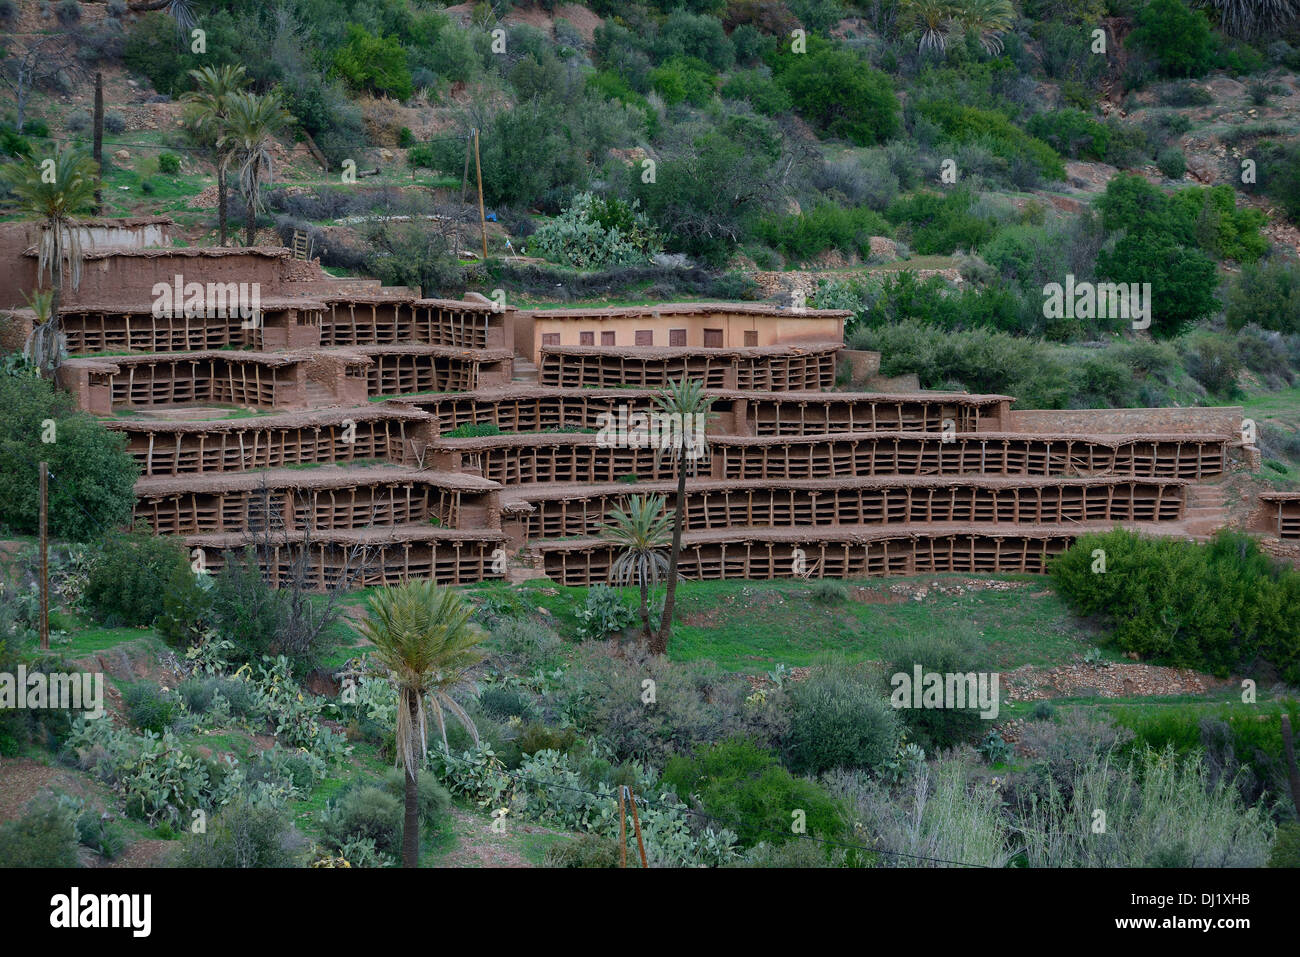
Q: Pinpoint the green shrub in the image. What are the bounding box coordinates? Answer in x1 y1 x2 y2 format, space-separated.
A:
1270 822 1300 868
180 795 304 868
1183 335 1242 395
884 189 997 255
881 631 994 752
663 737 843 848
333 25 413 100
786 661 902 775
547 645 789 765
443 422 502 438
85 530 191 627
810 580 848 604
1156 146 1186 179
1128 0 1215 77
0 795 79 867
719 68 792 115
489 616 564 671
515 721 578 757
544 832 622 867
407 143 436 170
123 682 177 733
1050 529 1300 682
1026 109 1112 161
478 684 537 722
380 767 452 830
320 784 403 860
157 152 181 174
1224 259 1300 333
912 100 1065 183
775 43 899 146
648 55 717 106
156 563 213 648
205 549 292 667
754 204 891 263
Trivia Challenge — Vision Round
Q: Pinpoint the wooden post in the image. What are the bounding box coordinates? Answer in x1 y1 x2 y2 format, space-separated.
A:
474 128 488 262
617 786 627 869
39 462 49 650
93 72 104 214
628 788 648 867
460 132 472 204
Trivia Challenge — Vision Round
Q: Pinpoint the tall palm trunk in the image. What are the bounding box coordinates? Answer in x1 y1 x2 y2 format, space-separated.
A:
245 196 256 247
402 690 420 868
639 580 652 643
217 167 228 246
652 464 688 656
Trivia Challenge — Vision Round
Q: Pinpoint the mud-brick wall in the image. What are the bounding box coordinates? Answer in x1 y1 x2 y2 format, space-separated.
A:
1008 407 1243 436
64 253 289 308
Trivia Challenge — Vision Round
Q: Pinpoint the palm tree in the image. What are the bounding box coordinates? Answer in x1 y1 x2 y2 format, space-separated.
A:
20 289 57 375
954 0 1017 55
354 581 487 868
605 494 672 646
217 90 291 248
0 148 99 374
903 0 956 54
181 64 249 246
1197 0 1300 38
652 377 715 656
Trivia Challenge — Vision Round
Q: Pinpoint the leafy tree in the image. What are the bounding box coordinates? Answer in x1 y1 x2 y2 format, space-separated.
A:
0 375 137 541
603 493 672 646
333 25 413 100
631 124 781 263
355 582 487 868
649 55 717 106
1128 0 1216 77
776 44 900 145
1096 234 1219 337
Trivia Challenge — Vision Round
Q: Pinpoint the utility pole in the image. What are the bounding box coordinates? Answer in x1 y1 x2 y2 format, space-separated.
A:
474 128 488 262
93 72 104 214
460 132 472 204
39 462 49 650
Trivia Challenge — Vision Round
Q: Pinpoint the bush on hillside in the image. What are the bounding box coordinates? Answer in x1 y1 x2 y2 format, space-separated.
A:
84 530 191 627
1050 529 1300 683
786 661 902 775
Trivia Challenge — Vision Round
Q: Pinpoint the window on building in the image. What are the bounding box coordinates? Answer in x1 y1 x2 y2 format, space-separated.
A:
601 331 616 346
703 328 723 348
580 331 594 346
541 333 560 347
635 330 654 346
744 330 758 347
669 328 686 346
